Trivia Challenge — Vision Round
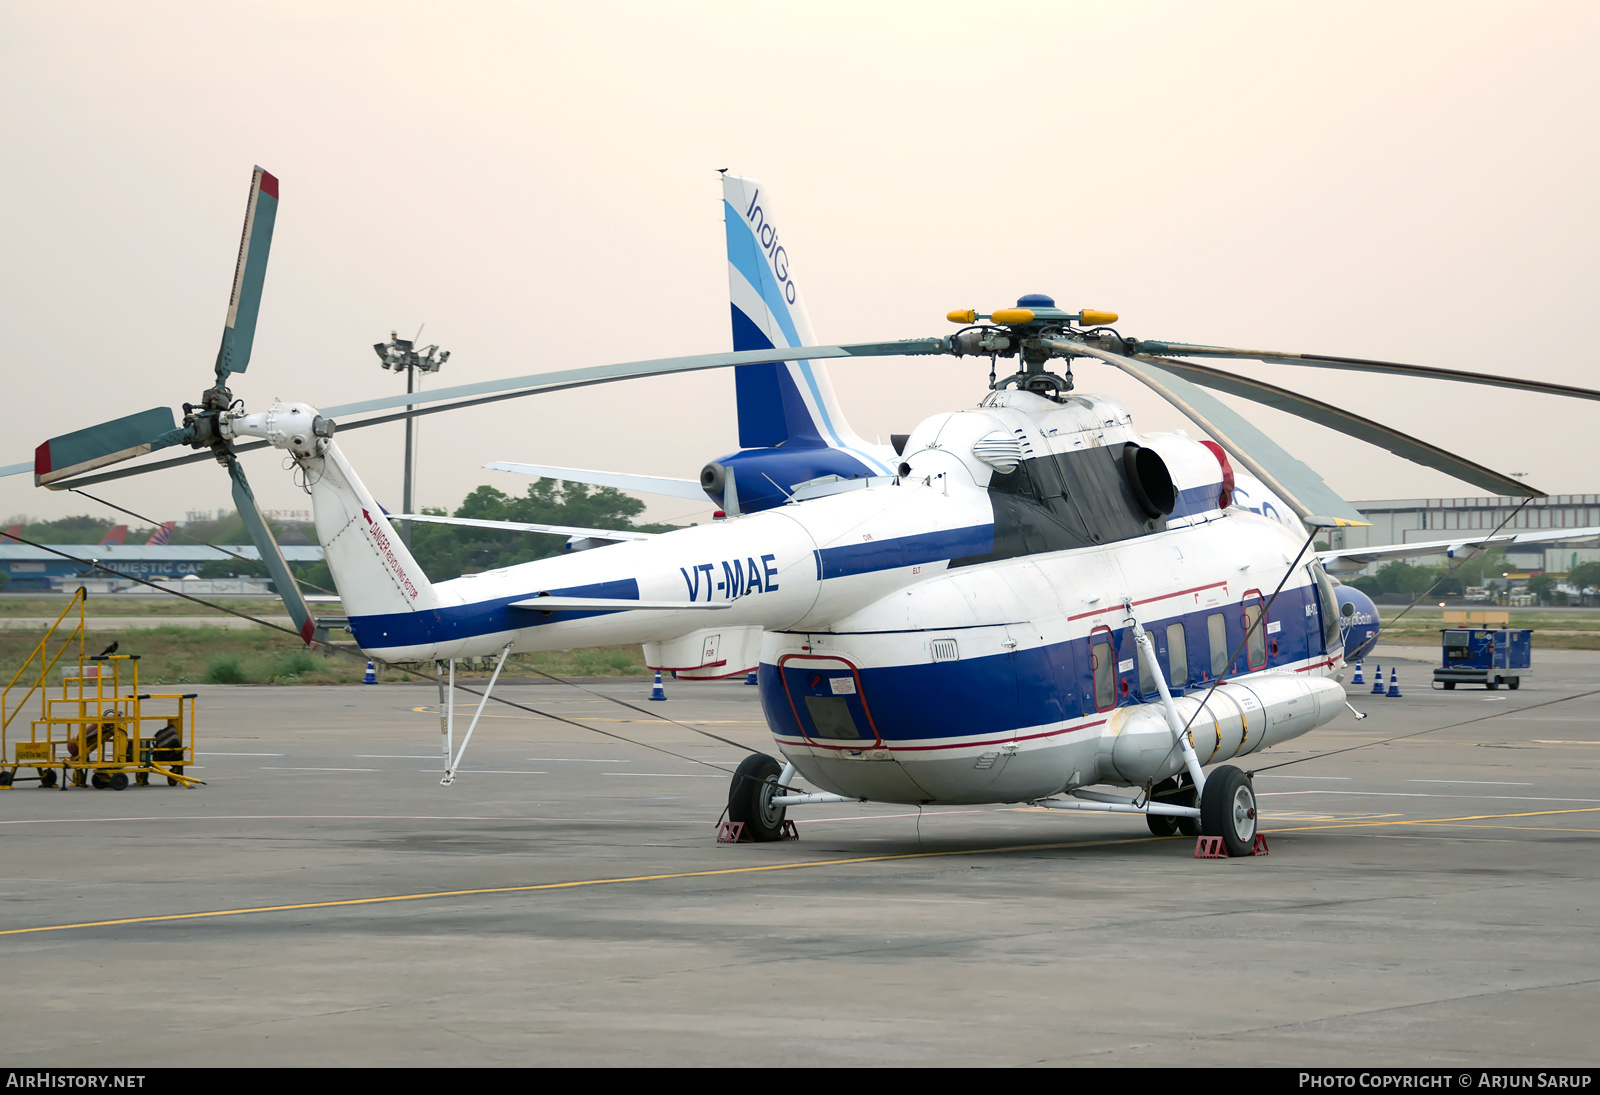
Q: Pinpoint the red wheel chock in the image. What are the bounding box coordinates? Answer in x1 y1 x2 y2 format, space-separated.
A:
1193 833 1270 858
716 819 801 843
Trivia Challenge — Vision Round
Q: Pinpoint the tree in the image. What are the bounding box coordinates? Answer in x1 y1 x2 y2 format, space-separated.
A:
1527 574 1557 605
1568 561 1600 594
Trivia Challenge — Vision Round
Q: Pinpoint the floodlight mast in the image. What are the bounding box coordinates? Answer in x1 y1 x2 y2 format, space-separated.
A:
372 330 451 546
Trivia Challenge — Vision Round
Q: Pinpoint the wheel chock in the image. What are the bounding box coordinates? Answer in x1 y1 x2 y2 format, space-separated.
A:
716 821 749 844
1193 833 1271 858
779 819 799 841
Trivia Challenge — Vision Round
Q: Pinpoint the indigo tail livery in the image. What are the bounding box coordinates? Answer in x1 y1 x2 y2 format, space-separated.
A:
17 167 1600 854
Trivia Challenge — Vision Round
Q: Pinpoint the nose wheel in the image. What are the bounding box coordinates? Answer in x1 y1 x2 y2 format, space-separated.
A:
1199 765 1257 856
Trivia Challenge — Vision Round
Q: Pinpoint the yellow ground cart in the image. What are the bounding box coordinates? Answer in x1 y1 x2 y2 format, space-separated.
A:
1 589 199 790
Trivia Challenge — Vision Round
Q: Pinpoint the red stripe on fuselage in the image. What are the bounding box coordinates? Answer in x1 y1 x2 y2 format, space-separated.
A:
1067 580 1231 622
257 170 279 199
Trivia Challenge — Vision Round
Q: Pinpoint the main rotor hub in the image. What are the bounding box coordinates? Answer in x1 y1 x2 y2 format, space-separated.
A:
945 294 1120 400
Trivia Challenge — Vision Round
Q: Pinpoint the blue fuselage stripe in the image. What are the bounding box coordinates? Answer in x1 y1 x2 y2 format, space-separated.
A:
815 525 995 579
760 581 1330 745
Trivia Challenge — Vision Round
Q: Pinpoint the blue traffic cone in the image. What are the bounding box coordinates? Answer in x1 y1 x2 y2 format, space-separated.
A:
1371 663 1385 694
1351 661 1364 685
745 669 758 686
1386 667 1402 698
362 659 377 685
648 670 667 701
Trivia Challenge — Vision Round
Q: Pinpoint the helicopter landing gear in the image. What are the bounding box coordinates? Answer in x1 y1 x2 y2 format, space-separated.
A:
1199 765 1257 857
727 753 788 842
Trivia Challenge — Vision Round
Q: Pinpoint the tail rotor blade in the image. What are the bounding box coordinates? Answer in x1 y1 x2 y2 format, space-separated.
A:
215 167 279 381
34 407 183 488
227 458 317 645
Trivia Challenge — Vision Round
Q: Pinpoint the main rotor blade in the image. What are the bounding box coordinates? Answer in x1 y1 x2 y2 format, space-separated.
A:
227 457 316 644
33 407 184 487
1132 340 1600 402
1052 340 1368 525
1133 355 1541 498
215 166 279 380
27 338 947 489
320 338 946 418
484 462 707 501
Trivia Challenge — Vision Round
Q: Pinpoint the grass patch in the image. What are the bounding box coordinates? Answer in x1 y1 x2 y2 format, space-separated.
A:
0 623 649 687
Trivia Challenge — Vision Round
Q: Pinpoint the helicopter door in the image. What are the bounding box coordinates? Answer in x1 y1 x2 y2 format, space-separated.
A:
776 655 883 749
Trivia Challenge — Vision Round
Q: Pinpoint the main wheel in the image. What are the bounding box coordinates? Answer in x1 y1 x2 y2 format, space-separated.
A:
727 753 787 842
1148 775 1199 836
1146 813 1178 837
1200 765 1258 857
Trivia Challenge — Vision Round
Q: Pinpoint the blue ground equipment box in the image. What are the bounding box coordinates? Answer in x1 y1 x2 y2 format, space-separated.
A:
1433 627 1531 691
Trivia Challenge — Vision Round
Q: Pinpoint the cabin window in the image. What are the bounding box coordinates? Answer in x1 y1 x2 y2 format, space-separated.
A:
1166 623 1187 688
1126 627 1155 696
1091 631 1115 710
1243 599 1267 669
1208 613 1228 676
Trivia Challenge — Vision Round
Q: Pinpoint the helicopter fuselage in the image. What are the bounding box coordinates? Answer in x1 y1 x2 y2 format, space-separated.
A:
296 386 1350 807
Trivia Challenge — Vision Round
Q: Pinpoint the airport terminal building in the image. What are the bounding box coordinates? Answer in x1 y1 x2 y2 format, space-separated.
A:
0 544 326 590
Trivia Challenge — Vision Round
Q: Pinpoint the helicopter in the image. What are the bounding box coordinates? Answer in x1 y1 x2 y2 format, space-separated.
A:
15 167 1600 857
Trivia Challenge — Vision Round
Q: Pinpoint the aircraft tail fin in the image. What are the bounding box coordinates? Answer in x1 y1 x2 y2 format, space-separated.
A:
146 521 175 546
98 524 128 546
306 443 440 619
721 174 887 472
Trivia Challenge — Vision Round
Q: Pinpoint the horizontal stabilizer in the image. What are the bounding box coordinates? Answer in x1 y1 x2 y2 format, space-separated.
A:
484 462 706 502
391 512 655 541
508 597 732 612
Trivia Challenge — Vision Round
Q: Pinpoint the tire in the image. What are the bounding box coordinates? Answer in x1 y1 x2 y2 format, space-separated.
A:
0 770 12 788
90 771 111 790
1146 813 1178 837
1442 681 1456 690
1200 765 1258 857
727 753 786 842
109 772 128 791
38 769 57 788
1149 775 1198 837
1508 677 1521 691
1486 679 1499 691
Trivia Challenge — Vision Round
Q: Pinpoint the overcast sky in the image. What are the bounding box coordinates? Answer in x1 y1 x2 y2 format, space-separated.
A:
2 1 1596 533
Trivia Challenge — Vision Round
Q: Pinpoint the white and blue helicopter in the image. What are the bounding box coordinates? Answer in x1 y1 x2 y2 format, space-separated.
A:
17 168 1600 856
